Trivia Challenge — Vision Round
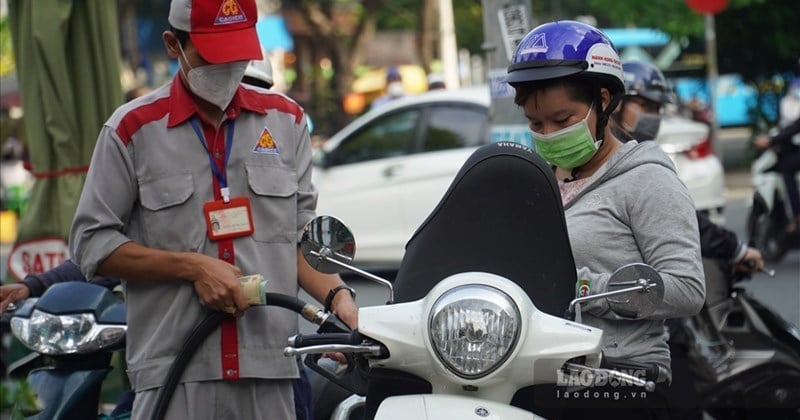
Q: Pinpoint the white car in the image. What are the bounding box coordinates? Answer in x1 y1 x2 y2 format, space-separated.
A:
656 115 726 224
312 87 725 267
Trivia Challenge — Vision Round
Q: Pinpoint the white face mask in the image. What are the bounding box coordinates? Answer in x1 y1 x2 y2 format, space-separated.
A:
177 42 248 110
387 81 404 97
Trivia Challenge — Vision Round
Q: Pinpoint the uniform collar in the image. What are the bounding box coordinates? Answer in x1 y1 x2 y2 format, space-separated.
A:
167 73 268 128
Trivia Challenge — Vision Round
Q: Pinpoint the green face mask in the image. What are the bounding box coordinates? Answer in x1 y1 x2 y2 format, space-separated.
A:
532 106 600 169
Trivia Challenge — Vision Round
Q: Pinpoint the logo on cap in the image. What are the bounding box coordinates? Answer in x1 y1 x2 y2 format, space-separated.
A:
215 0 247 25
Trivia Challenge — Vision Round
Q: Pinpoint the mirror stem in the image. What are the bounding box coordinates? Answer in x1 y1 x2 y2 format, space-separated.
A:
310 250 395 304
568 283 651 313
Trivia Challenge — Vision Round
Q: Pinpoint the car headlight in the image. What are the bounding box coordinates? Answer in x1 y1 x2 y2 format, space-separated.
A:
10 309 126 355
429 285 521 379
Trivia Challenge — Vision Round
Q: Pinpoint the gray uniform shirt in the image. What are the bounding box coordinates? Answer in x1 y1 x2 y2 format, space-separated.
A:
69 78 317 391
565 140 705 378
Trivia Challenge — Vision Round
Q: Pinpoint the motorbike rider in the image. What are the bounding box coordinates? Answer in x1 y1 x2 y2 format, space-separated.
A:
505 20 705 418
614 60 765 272
754 116 800 235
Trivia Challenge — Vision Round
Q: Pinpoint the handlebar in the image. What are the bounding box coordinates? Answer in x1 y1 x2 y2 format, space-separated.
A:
283 344 384 357
599 355 663 384
564 362 656 392
288 331 363 348
743 259 775 277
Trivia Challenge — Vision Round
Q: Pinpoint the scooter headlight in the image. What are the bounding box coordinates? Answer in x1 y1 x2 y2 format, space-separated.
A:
10 309 126 355
429 285 521 379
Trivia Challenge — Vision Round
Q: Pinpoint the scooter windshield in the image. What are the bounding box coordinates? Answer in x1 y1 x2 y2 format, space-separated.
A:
393 142 576 317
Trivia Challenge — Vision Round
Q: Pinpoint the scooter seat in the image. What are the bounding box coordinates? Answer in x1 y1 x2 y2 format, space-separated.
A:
393 142 576 317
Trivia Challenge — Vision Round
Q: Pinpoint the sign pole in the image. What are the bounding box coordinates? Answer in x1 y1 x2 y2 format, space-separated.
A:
481 1 534 147
705 12 721 158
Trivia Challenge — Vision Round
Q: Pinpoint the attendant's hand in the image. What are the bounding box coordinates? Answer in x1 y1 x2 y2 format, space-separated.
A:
323 292 359 364
188 253 249 316
331 290 359 329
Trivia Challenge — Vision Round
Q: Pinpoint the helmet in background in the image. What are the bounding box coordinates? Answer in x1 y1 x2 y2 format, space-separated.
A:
622 60 674 105
244 55 273 89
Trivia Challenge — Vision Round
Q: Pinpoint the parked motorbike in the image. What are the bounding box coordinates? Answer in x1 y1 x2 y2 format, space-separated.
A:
5 281 128 419
291 143 669 419
668 257 800 419
748 129 800 262
4 278 350 420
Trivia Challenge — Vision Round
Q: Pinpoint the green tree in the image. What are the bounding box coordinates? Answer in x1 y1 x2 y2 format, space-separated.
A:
580 0 799 81
579 0 799 124
0 14 15 75
294 0 382 134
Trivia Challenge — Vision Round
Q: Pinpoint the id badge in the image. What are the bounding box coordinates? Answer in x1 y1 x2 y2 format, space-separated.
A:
203 197 255 241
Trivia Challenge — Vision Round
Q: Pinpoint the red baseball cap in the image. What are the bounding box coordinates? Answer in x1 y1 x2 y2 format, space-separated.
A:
169 0 263 64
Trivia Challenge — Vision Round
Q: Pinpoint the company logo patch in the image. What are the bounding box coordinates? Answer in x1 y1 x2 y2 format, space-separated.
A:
578 278 591 298
215 0 247 25
519 33 547 54
253 127 280 154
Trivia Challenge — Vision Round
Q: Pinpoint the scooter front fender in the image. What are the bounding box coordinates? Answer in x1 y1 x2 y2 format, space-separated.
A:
374 394 541 420
27 367 111 420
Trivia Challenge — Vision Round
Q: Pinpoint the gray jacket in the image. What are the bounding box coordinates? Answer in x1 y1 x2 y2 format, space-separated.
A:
566 140 705 379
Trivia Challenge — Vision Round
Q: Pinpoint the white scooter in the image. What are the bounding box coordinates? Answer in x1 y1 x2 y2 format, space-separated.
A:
748 128 800 261
291 216 663 420
290 142 666 419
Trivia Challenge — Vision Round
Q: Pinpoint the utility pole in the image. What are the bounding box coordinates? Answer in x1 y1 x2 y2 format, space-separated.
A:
705 13 721 158
481 1 533 148
439 0 460 89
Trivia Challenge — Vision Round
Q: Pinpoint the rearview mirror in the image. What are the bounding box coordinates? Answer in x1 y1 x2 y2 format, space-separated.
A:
300 216 356 274
606 263 664 318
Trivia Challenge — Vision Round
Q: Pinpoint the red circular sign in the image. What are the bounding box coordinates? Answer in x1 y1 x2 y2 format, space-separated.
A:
685 0 729 14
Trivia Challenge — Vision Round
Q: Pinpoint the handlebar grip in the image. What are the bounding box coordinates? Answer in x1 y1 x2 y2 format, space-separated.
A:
291 331 362 348
600 356 661 382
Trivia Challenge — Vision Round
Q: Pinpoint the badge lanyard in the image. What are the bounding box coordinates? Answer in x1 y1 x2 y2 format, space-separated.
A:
189 117 235 203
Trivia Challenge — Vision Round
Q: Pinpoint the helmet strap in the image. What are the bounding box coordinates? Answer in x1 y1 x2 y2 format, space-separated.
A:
563 87 623 183
593 88 623 144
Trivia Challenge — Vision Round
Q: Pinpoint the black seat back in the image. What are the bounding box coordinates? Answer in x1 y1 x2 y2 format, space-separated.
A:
393 142 575 317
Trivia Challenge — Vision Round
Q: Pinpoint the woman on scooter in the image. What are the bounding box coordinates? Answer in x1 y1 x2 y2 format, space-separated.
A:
506 21 705 418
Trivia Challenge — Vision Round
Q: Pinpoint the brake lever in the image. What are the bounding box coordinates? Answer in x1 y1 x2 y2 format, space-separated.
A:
743 259 775 277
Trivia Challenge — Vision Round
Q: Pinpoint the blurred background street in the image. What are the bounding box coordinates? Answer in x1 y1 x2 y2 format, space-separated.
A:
0 0 797 344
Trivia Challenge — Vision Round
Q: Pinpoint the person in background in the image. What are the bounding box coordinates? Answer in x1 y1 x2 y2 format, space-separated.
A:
754 116 800 234
613 59 767 419
370 66 405 110
68 0 357 418
613 60 764 271
778 78 800 128
506 20 705 418
427 73 446 91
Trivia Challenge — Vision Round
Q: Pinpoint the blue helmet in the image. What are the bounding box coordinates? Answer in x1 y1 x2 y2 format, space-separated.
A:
505 20 624 95
622 60 674 105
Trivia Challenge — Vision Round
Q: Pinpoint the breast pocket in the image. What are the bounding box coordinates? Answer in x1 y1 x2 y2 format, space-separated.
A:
246 164 298 243
139 173 203 250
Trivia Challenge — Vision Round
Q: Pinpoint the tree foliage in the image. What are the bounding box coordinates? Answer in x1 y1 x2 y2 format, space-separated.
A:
582 0 799 81
0 14 15 76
